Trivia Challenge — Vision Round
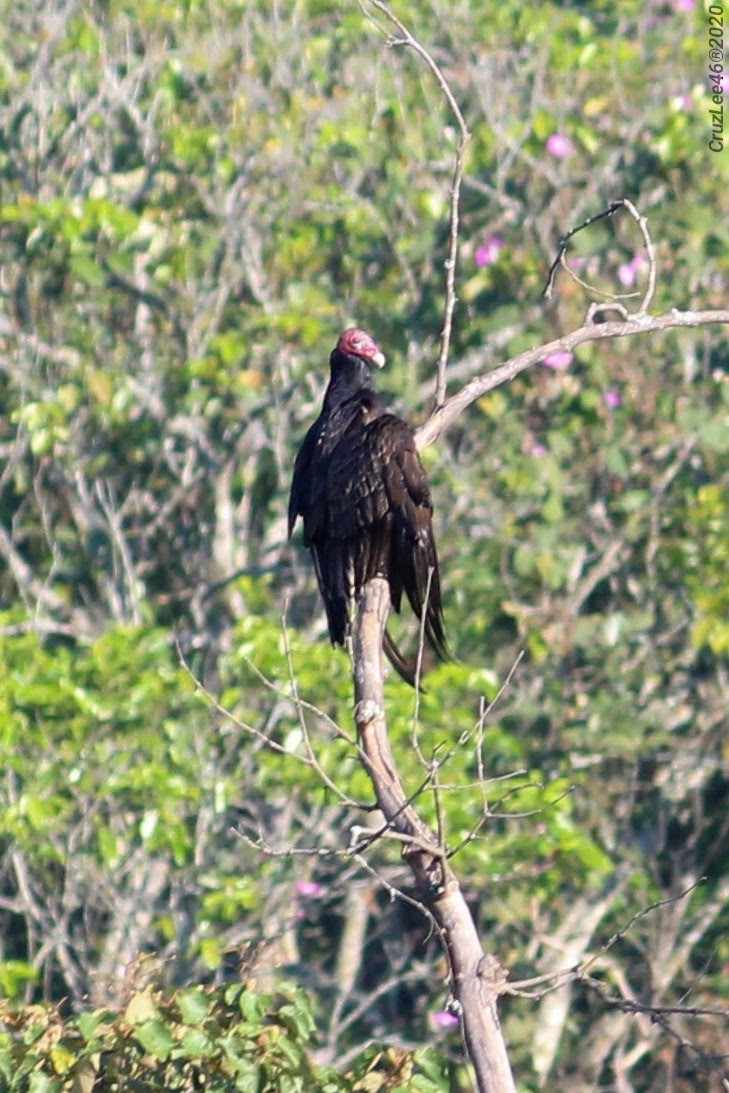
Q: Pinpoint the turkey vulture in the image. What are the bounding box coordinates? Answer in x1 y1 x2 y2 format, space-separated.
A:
288 327 448 685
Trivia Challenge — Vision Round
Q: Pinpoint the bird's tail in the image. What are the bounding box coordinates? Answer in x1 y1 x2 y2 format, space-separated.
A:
421 564 449 665
382 628 424 688
383 559 450 688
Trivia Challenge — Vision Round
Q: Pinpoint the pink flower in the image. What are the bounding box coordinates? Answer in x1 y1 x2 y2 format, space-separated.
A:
546 134 574 158
433 1009 460 1029
296 880 321 899
676 0 695 10
604 390 621 409
475 235 505 268
617 254 647 288
618 263 638 288
542 351 573 369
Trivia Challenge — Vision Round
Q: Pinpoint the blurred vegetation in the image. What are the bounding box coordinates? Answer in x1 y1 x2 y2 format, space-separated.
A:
0 978 450 1091
0 0 727 1089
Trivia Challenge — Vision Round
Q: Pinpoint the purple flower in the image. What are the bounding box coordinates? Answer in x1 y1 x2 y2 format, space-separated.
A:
296 880 321 899
617 253 647 288
433 1009 460 1030
604 390 621 409
546 133 574 159
542 351 573 370
530 442 548 457
475 235 505 268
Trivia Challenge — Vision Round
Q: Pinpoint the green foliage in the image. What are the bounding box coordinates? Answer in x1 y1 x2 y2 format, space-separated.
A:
0 623 200 862
0 981 449 1092
0 0 727 1088
685 482 729 654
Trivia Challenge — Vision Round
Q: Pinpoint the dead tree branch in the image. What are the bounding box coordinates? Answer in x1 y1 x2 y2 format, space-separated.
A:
353 578 516 1093
415 307 729 451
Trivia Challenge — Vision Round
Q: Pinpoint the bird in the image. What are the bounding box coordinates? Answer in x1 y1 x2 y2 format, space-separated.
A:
288 327 448 686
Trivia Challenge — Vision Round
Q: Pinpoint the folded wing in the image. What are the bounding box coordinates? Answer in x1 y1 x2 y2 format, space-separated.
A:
316 414 448 673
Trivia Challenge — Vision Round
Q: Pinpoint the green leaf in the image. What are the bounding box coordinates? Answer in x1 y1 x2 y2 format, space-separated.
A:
229 1058 263 1092
69 251 104 286
178 1028 215 1057
28 1074 61 1093
0 960 39 998
50 1044 77 1075
76 1010 111 1041
176 988 210 1026
277 1000 315 1042
0 1049 14 1082
133 1017 174 1061
238 989 269 1023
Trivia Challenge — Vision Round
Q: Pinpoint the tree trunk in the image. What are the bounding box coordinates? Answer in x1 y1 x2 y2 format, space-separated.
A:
352 578 516 1093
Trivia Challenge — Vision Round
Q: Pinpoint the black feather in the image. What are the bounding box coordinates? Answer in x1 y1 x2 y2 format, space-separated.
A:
288 330 448 686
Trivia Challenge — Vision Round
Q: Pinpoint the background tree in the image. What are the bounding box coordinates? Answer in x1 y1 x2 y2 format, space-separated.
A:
0 0 727 1089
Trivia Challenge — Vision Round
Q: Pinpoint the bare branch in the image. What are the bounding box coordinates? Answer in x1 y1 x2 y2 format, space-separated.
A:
364 0 470 408
178 645 368 810
544 196 659 327
620 196 657 313
416 307 729 451
580 973 729 1090
353 578 516 1093
543 198 626 299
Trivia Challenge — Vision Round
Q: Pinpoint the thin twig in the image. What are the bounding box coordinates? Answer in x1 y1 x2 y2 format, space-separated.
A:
352 851 446 947
580 973 729 1089
543 196 658 317
177 644 367 809
579 978 729 1021
447 785 575 860
543 198 625 299
364 0 470 408
235 826 345 860
410 564 434 764
507 878 706 998
620 196 657 313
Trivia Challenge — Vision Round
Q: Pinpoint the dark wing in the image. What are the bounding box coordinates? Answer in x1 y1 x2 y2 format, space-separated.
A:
303 406 390 648
290 414 349 646
385 426 448 665
322 413 448 667
288 417 321 541
289 397 377 542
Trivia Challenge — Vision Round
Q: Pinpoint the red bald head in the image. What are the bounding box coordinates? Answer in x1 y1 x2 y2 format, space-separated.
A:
335 328 386 368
